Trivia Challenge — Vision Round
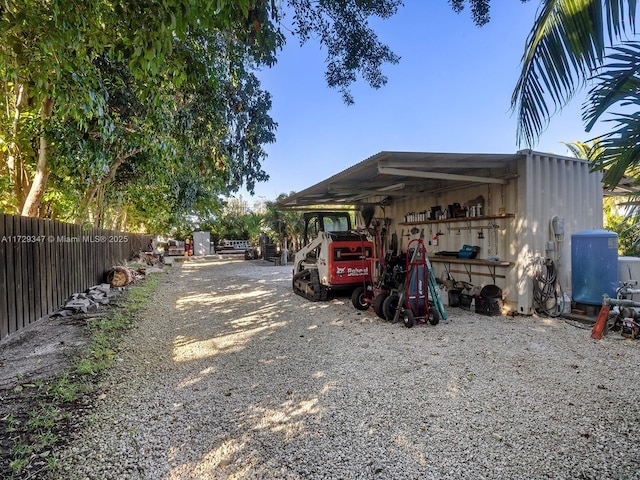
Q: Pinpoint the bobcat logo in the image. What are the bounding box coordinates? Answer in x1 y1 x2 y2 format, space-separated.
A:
336 267 346 275
348 267 369 277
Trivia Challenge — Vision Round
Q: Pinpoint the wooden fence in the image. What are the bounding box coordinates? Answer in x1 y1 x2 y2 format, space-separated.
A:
0 214 153 341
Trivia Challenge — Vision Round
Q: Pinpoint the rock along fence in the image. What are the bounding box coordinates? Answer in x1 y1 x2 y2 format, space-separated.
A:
0 214 152 341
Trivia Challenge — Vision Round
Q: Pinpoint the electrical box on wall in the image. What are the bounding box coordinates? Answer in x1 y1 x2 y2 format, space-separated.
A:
551 216 565 238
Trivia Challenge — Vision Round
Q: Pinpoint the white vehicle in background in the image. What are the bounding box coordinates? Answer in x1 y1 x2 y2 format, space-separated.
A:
214 239 252 253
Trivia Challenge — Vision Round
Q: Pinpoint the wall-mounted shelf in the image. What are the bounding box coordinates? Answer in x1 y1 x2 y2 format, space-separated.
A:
398 213 516 283
398 213 515 226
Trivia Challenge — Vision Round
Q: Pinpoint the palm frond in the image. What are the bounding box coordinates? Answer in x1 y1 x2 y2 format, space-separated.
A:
592 111 640 187
562 139 603 159
583 42 640 130
512 0 638 147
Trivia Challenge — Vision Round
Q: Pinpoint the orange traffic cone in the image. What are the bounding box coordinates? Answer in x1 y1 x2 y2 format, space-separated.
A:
591 305 611 340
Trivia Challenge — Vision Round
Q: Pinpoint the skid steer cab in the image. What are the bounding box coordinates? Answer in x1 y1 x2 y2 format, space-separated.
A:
292 211 375 302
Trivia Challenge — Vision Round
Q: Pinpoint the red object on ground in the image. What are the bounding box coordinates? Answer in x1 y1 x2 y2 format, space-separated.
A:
591 305 611 340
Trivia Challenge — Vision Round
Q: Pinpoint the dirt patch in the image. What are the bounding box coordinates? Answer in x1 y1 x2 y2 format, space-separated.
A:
0 311 94 477
0 263 170 478
0 315 91 390
0 289 138 478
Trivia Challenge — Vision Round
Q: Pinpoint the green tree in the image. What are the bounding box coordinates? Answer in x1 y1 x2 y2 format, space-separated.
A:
1 0 259 217
563 139 603 165
1 0 404 223
263 193 304 250
202 196 253 241
565 140 640 255
241 211 265 244
13 29 274 230
1 0 107 216
6 0 551 226
604 197 640 255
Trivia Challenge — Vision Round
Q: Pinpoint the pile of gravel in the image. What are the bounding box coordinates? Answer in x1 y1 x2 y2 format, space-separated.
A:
51 257 640 479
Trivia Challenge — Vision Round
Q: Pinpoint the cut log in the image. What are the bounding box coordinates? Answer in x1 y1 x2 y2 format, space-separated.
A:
107 266 133 287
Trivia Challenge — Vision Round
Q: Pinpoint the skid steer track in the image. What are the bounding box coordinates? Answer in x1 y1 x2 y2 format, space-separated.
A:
293 268 327 301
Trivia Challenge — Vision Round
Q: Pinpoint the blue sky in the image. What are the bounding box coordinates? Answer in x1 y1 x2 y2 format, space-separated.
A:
240 1 606 203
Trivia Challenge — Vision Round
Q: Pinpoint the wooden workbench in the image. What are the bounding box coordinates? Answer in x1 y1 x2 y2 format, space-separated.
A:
429 256 513 283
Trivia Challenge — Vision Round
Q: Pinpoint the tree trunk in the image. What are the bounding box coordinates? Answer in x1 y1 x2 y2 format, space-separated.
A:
94 185 104 228
21 95 54 217
7 83 27 213
75 147 142 223
119 207 128 232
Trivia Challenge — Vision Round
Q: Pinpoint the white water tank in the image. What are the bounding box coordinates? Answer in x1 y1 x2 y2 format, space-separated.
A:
619 256 640 300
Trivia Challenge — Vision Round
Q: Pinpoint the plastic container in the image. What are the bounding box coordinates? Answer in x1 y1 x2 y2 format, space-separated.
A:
571 229 619 305
448 289 462 307
619 256 640 284
440 286 449 306
618 256 640 300
459 293 473 310
458 245 479 259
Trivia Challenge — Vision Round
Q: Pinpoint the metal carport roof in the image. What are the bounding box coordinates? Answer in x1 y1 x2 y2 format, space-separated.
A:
277 151 525 208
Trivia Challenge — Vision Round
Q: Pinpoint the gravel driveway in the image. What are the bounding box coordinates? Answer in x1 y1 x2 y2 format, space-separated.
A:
53 257 640 479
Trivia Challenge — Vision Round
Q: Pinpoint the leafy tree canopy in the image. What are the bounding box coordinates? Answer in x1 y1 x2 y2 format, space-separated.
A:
0 0 406 232
4 1 530 233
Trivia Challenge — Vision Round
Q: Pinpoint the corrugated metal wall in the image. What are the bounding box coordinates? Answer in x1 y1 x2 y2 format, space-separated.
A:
367 151 603 314
515 151 603 314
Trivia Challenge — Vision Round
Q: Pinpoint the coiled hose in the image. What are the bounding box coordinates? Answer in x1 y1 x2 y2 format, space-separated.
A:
533 258 564 317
